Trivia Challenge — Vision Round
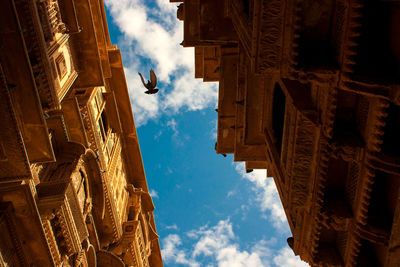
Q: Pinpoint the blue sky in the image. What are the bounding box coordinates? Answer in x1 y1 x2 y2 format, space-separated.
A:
104 0 308 266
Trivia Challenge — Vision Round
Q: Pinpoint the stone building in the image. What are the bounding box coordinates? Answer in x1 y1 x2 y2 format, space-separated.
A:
0 0 162 266
171 0 400 266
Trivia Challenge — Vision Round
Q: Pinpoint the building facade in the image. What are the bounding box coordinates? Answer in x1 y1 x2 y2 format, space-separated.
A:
0 0 162 266
171 0 400 266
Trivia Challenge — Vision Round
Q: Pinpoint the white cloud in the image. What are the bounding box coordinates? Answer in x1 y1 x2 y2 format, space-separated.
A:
161 219 307 267
167 118 178 137
165 224 179 231
227 190 236 198
105 0 218 126
210 119 218 141
162 72 218 113
161 234 200 267
153 129 163 140
105 2 308 266
234 163 288 231
273 247 309 267
190 220 267 267
149 189 159 198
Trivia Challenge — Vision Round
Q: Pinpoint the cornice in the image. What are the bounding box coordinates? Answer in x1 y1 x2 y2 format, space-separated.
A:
307 135 331 263
339 1 363 85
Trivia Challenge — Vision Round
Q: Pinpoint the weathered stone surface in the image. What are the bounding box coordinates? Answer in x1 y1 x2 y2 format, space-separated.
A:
0 1 162 266
172 0 400 265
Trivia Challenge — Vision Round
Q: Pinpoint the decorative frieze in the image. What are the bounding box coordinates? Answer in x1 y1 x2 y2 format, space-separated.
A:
284 106 318 209
136 222 150 267
66 183 89 242
42 219 62 265
55 201 81 255
37 0 67 44
253 0 283 73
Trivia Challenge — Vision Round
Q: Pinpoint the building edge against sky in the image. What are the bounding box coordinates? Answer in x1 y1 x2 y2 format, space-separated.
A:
171 0 400 266
0 0 162 266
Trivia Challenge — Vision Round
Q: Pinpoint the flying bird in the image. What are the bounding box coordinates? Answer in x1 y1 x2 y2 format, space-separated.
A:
138 69 159 94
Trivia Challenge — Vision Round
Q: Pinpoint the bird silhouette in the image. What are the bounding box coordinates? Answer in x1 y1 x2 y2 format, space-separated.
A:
138 69 159 94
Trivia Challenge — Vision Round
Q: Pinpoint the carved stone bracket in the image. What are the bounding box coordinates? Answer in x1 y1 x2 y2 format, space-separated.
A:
358 224 390 246
339 1 363 77
329 142 364 163
369 153 400 176
320 204 352 232
126 185 155 213
108 220 139 257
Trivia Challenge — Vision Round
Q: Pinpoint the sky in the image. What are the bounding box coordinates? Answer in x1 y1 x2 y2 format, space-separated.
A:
104 0 309 266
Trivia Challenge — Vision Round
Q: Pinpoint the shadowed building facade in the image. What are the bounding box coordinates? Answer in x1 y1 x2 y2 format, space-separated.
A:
0 0 163 266
171 0 400 266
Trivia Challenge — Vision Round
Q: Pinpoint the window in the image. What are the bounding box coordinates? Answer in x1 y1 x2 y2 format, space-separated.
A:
107 133 115 157
96 89 104 108
98 109 108 143
55 54 67 79
101 110 109 135
93 89 108 143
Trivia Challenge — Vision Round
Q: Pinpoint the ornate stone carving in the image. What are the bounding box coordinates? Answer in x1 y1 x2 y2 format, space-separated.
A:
135 222 150 267
320 204 352 232
284 107 318 209
253 0 283 72
13 0 59 110
329 143 364 162
0 0 162 265
42 219 62 265
37 0 67 44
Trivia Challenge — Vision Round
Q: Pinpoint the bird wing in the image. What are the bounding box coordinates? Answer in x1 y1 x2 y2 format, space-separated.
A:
150 69 157 88
138 72 149 89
